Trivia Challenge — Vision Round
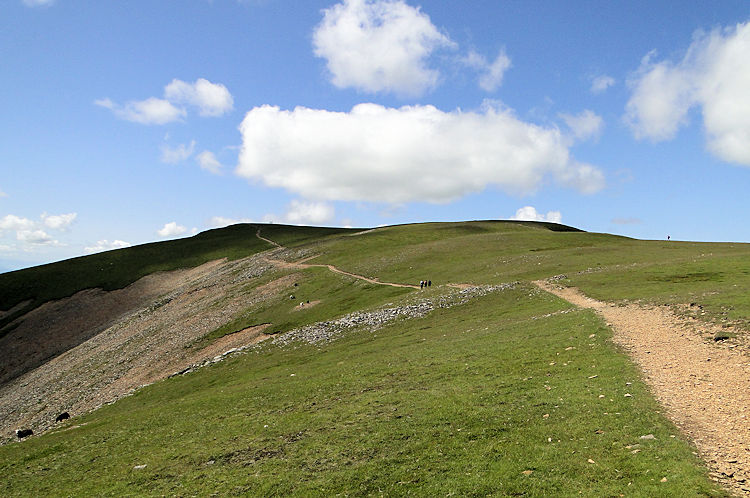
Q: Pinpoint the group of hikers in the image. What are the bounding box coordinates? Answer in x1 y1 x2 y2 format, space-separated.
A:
420 279 431 289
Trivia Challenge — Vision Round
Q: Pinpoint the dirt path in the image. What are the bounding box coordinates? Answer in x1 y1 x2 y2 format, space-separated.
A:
256 228 420 290
256 228 282 248
534 280 750 495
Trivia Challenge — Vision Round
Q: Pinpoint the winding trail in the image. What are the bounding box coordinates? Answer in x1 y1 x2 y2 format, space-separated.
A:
256 228 420 290
256 229 282 248
535 279 750 495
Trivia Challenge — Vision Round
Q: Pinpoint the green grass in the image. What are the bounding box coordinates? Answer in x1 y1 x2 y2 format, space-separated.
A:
565 248 750 331
256 223 359 248
0 285 723 496
195 265 411 347
298 221 750 334
0 223 357 337
4 220 750 495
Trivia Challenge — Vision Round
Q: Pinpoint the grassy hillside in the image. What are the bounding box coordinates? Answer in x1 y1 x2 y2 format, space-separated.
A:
0 224 356 335
310 221 750 320
0 285 723 496
3 220 749 495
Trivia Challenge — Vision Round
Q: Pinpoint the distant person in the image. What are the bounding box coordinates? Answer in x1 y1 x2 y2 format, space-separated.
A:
420 280 424 289
667 235 671 241
428 280 431 287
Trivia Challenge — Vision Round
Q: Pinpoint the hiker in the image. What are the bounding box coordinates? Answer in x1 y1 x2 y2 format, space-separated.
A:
428 280 431 287
420 280 424 289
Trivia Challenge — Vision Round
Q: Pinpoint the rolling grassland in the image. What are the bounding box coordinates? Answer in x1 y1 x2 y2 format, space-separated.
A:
3 221 750 495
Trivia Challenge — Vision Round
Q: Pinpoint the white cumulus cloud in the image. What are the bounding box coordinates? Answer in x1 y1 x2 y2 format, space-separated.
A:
95 97 185 125
278 200 335 225
84 240 132 254
41 212 77 230
0 215 35 231
591 75 615 94
196 150 222 174
313 0 454 97
164 78 234 117
626 22 750 165
157 222 188 238
16 229 57 245
161 140 196 164
1 212 75 250
237 102 605 204
510 206 562 224
559 110 604 142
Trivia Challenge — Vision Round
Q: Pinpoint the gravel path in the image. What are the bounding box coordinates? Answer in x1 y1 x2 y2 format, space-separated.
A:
535 279 750 496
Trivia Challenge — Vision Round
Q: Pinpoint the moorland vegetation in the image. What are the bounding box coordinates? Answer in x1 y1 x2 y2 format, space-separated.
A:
2 220 748 496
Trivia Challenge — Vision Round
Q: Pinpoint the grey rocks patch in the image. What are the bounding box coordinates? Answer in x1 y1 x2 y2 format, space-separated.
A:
272 283 516 347
172 283 517 377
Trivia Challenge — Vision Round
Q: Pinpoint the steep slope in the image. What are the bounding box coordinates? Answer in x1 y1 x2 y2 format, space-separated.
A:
0 224 356 386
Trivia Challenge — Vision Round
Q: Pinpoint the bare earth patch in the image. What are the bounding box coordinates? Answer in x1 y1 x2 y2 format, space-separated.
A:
0 261 225 386
446 283 476 290
293 299 322 311
535 280 750 496
0 254 281 444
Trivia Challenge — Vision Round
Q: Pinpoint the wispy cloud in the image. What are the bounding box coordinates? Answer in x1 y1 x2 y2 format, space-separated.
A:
95 97 185 125
161 141 196 164
559 110 604 142
463 49 511 92
591 75 615 94
196 150 222 174
96 78 233 125
22 0 55 7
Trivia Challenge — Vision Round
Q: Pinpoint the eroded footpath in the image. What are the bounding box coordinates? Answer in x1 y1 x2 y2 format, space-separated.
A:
535 280 750 495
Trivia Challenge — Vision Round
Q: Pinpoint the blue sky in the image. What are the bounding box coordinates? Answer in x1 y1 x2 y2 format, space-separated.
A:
2 0 750 272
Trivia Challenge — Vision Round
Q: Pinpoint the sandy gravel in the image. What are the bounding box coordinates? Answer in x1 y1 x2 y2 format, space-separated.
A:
535 280 750 496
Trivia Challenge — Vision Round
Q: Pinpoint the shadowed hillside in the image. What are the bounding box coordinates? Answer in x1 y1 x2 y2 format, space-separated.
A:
0 224 357 387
